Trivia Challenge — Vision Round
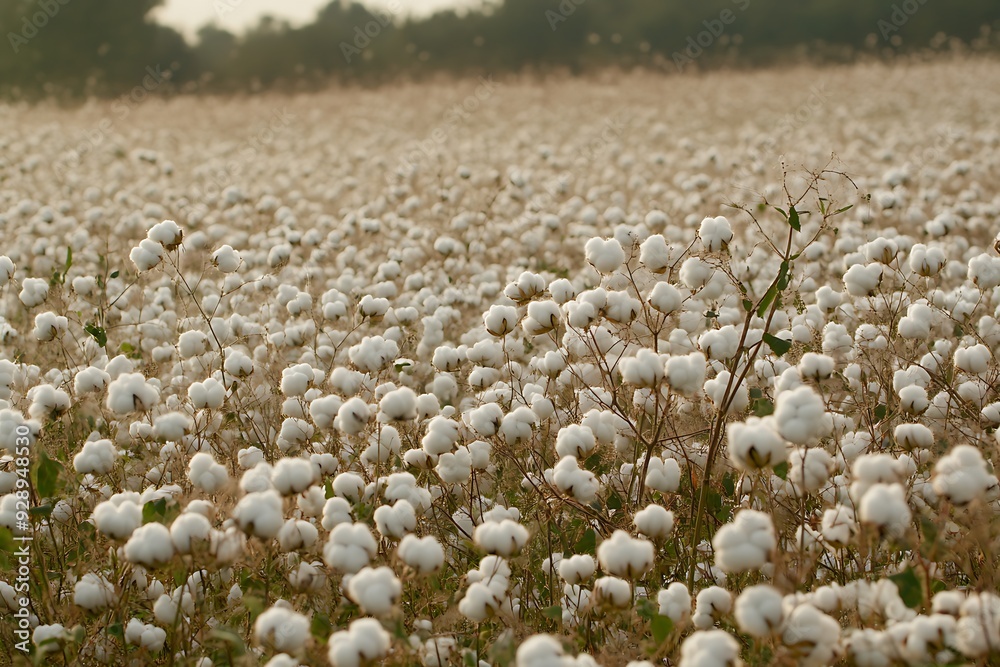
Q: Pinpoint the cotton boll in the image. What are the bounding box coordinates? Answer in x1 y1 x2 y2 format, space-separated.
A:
188 452 229 493
555 424 597 459
620 349 665 388
74 573 118 611
148 219 183 249
130 238 164 271
781 604 841 666
633 505 674 540
774 385 828 445
436 446 472 484
558 554 595 585
27 384 70 420
585 237 625 274
93 498 142 539
326 617 391 667
699 326 740 361
713 510 776 573
233 490 285 539
323 522 377 574
373 500 416 540
378 386 417 422
734 585 784 637
483 304 518 337
19 277 49 307
703 371 749 414
644 456 681 494
658 582 691 626
639 235 672 273
473 519 530 557
908 244 946 276
347 566 402 616
787 447 833 496
553 456 601 503
277 519 319 551
968 253 1000 289
73 438 117 475
728 416 786 470
188 377 226 410
335 397 371 436
843 263 883 297
254 607 310 653
459 581 501 622
679 630 741 667
124 523 175 567
893 423 933 451
169 511 212 555
820 505 857 548
597 530 654 578
398 534 445 574
698 216 733 252
858 483 911 538
106 373 160 415
898 385 929 415
954 344 991 375
271 458 316 496
32 312 68 342
594 576 632 608
515 634 565 667
211 245 242 273
932 444 998 505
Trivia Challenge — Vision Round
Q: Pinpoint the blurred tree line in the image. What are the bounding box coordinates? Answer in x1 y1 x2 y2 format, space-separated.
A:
1 0 997 99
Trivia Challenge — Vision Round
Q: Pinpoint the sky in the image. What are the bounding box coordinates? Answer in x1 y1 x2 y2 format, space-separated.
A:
154 0 479 40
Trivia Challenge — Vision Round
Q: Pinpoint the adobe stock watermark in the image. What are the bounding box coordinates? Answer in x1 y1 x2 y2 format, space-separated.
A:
672 0 751 72
546 0 588 31
537 110 631 204
198 107 296 196
8 0 73 54
393 76 501 176
341 0 402 64
12 424 34 653
877 0 932 42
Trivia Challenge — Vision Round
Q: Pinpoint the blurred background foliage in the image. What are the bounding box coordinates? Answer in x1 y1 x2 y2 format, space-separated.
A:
0 0 998 99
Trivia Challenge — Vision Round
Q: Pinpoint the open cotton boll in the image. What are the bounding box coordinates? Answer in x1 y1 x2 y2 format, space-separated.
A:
679 630 742 667
820 505 857 548
585 237 626 274
124 522 174 567
326 617 391 667
954 344 991 375
473 519 529 557
967 253 1000 289
699 326 740 361
130 238 164 271
728 416 786 471
277 519 319 551
797 353 835 381
698 216 733 253
436 446 472 484
594 576 632 608
908 244 946 276
170 512 212 554
932 444 999 505
323 522 377 574
774 385 829 445
74 366 111 395
553 456 601 503
639 234 672 273
377 386 417 422
74 573 118 611
152 411 192 441
713 510 776 573
633 504 674 540
27 384 70 420
253 606 310 653
558 554 595 585
106 373 160 415
398 534 445 575
787 447 833 496
483 304 518 337
858 483 911 538
459 581 501 622
211 244 242 273
373 499 416 540
523 300 561 336
147 219 183 249
620 349 665 388
781 604 841 666
32 312 67 342
648 282 683 315
19 277 49 308
498 407 537 445
233 490 285 539
271 458 316 496
346 566 402 616
93 498 142 539
703 371 749 414
693 587 732 630
334 397 371 436
644 455 681 493
73 438 117 475
893 423 933 451
658 582 691 626
555 424 597 459
515 634 567 667
843 263 883 297
321 497 353 531
597 530 654 578
147 621 190 658
734 585 784 637
897 303 934 340
898 385 929 415
0 255 14 287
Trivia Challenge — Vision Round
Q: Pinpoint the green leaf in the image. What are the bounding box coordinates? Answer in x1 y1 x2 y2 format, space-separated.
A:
874 404 888 421
119 342 135 354
607 493 622 511
543 605 563 620
752 397 774 418
311 613 332 642
142 498 166 524
722 473 736 497
107 623 124 640
85 324 107 347
110 270 120 279
773 461 789 480
757 262 789 318
651 614 674 645
787 205 801 231
889 568 923 609
36 452 62 499
763 333 791 357
64 246 73 273
209 627 247 656
742 298 753 312
575 528 596 555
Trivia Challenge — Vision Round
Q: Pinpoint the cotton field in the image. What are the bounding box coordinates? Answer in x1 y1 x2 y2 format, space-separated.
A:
2 59 1000 666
